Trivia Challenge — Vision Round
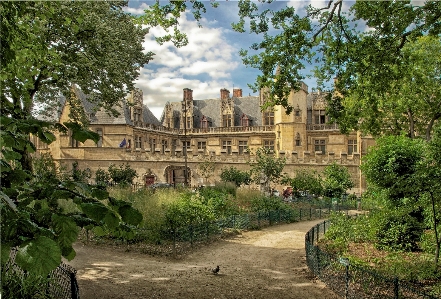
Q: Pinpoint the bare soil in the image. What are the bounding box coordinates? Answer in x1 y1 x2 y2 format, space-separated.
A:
68 219 339 299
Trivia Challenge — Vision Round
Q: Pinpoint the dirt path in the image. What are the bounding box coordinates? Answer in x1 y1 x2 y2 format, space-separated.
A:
69 219 339 299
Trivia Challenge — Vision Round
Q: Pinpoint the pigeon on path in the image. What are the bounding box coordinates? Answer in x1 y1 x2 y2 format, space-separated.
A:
211 265 220 275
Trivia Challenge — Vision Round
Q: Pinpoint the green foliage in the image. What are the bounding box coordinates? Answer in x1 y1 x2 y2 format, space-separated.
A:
322 162 354 199
95 168 111 186
361 135 424 202
198 185 240 218
137 1 218 47
163 192 215 230
71 161 91 183
1 269 54 299
282 169 323 197
421 230 438 255
325 212 373 253
231 1 441 139
198 158 215 184
32 153 58 183
99 163 138 186
251 194 284 213
249 147 286 194
220 166 251 187
372 209 423 252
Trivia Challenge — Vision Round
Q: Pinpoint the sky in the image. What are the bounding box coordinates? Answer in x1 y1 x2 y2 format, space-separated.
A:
124 1 350 120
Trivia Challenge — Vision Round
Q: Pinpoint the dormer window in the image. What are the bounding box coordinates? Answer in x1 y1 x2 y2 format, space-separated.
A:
201 116 209 129
241 114 249 127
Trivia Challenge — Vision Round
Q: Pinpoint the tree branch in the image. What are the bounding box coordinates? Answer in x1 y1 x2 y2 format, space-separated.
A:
312 0 343 42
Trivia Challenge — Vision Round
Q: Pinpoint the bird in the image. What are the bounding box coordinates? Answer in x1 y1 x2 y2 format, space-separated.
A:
211 265 220 275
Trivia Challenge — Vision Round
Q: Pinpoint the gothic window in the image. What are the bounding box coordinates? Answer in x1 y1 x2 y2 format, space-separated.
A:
238 140 248 154
264 112 274 125
222 114 232 127
295 109 301 117
162 140 168 154
183 141 191 155
149 138 156 152
314 110 326 124
348 139 357 155
96 129 103 147
241 114 249 127
135 136 142 149
295 133 301 146
263 140 275 151
222 140 232 154
314 139 326 154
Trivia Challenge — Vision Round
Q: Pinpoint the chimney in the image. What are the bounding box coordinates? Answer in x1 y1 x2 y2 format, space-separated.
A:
233 88 242 98
183 88 193 101
220 88 230 100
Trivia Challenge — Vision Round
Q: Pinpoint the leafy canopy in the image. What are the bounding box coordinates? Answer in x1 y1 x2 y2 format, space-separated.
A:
1 1 148 277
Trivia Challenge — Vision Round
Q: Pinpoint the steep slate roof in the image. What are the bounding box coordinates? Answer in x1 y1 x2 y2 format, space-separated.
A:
35 86 161 126
171 95 262 128
142 104 161 126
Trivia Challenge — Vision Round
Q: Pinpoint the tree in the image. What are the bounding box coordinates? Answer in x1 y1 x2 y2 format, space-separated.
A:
249 147 286 194
139 1 440 137
198 158 215 185
281 169 323 198
107 163 138 186
361 134 441 267
220 166 251 187
322 162 354 199
328 36 441 139
1 1 152 169
231 1 441 135
418 124 441 267
360 135 425 203
1 1 148 277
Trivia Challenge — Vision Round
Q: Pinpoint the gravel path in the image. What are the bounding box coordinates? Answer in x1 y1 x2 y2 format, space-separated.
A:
69 219 339 299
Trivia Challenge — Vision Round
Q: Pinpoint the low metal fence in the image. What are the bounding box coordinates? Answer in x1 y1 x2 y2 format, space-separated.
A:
305 220 438 299
157 207 348 256
4 247 80 299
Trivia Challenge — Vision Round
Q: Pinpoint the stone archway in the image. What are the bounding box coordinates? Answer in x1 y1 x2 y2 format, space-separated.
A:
164 165 191 186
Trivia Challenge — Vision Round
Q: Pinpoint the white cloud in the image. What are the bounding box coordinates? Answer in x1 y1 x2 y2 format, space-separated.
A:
123 3 150 15
136 10 241 119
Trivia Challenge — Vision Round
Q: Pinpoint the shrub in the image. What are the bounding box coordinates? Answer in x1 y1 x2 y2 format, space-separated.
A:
1 269 54 299
373 209 423 251
198 186 240 218
163 192 215 230
108 163 138 185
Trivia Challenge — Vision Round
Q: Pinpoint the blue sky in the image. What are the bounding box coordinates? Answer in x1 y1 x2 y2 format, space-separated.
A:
124 1 349 119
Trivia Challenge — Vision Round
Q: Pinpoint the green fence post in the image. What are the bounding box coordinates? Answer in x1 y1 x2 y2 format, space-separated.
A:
394 277 399 299
173 229 176 258
345 264 349 299
300 209 302 220
316 224 320 243
206 222 209 241
310 207 312 220
257 212 260 228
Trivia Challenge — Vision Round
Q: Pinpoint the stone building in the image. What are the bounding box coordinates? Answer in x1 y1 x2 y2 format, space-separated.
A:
34 83 375 194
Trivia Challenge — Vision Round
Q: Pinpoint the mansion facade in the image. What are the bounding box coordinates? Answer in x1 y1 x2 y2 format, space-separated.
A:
35 84 374 194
